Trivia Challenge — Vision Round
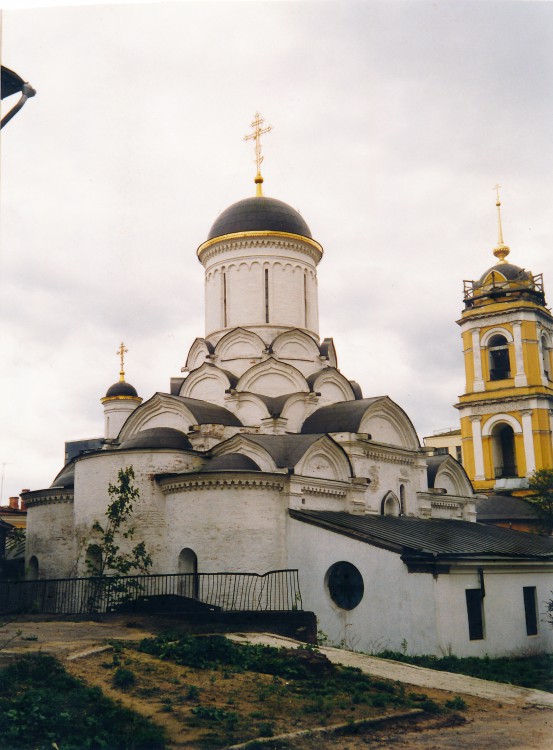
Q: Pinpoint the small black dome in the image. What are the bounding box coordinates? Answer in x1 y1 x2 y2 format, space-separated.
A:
105 381 139 398
207 197 312 241
475 263 531 289
120 427 192 452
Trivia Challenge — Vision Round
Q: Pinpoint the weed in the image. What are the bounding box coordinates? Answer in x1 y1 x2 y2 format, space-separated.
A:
186 684 200 701
113 667 136 689
420 698 442 714
258 721 275 737
445 696 467 710
0 653 164 749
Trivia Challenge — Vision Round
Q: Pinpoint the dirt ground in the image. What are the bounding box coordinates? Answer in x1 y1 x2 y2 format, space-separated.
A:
1 616 553 749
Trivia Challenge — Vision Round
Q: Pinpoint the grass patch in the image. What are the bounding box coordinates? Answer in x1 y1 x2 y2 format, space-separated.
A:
0 653 165 750
375 650 553 693
122 633 459 746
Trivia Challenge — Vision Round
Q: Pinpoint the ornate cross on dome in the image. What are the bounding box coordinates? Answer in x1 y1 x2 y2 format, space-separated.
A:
117 341 128 382
244 112 272 197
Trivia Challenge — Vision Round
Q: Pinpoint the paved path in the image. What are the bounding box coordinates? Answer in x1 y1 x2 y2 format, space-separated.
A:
229 632 553 708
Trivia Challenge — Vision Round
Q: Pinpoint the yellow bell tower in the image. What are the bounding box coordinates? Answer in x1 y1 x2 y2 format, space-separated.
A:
456 188 553 493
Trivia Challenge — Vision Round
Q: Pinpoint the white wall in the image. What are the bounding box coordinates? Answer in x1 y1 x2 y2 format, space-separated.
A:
287 519 553 656
163 478 288 573
435 568 553 657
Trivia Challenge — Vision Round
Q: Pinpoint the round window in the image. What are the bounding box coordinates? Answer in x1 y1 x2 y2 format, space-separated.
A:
326 561 364 610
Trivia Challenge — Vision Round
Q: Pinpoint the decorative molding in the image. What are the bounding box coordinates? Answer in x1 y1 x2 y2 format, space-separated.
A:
299 485 347 497
159 477 285 494
25 491 74 508
198 234 323 265
363 446 416 466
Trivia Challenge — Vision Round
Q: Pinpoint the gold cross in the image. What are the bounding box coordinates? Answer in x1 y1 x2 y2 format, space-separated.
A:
493 183 501 206
244 112 272 195
116 341 128 381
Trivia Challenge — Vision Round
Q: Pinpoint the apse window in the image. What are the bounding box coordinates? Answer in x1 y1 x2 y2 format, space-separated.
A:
523 586 538 636
326 561 364 610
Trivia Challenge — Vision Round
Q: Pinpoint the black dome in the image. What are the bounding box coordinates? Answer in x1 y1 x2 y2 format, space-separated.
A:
475 263 531 289
120 427 192 452
105 381 139 398
207 197 312 240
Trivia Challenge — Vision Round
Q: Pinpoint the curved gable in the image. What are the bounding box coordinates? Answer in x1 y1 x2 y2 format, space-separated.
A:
427 455 474 496
226 392 271 426
185 338 214 371
180 363 238 406
307 368 355 406
294 436 352 482
271 329 320 363
236 357 309 397
211 434 278 472
359 397 420 450
118 393 199 441
214 328 266 363
118 393 241 442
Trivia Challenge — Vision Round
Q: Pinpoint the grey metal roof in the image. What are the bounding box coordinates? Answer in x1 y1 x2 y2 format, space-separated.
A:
475 495 541 521
120 428 193 452
242 434 326 468
51 462 76 489
255 393 304 417
290 510 553 560
301 398 383 434
207 196 312 240
172 395 242 427
201 453 261 472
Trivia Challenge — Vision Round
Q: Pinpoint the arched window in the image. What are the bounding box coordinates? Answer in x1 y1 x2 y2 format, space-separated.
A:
488 334 511 380
491 423 517 478
399 484 405 514
28 556 39 580
178 548 198 599
381 491 401 516
85 545 102 575
541 335 550 380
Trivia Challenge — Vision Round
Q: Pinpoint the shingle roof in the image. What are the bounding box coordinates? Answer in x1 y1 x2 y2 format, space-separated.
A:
290 510 553 560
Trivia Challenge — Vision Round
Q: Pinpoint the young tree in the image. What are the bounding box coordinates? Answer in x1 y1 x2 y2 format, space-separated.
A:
84 466 152 611
527 469 553 535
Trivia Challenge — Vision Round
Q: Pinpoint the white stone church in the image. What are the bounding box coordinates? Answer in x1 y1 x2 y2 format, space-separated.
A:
24 147 553 657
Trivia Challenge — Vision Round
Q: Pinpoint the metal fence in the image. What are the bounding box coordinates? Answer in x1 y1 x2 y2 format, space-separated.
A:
0 569 303 615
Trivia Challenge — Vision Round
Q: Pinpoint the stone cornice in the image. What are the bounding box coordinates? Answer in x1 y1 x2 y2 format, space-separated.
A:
456 394 553 415
362 445 417 466
159 475 285 494
24 489 74 508
198 234 323 265
458 305 553 331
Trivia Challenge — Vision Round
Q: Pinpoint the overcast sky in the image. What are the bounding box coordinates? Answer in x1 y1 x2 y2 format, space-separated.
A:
1 1 552 502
